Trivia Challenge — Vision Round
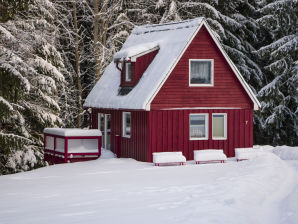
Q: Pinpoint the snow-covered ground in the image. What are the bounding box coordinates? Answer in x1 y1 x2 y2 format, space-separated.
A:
0 146 297 224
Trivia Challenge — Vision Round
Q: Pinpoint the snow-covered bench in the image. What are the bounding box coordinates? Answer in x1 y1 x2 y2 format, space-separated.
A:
44 128 102 164
194 150 227 164
235 148 267 161
153 152 186 166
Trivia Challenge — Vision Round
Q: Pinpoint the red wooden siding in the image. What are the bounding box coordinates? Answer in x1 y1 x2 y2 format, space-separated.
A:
148 109 253 162
120 50 158 87
151 25 253 110
135 49 159 84
92 108 149 162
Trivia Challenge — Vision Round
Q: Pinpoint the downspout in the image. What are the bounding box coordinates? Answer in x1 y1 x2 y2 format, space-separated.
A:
115 60 122 72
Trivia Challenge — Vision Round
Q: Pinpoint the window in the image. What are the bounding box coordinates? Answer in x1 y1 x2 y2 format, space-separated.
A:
189 114 208 140
122 112 131 138
189 59 214 86
212 113 227 140
97 113 104 132
125 62 131 82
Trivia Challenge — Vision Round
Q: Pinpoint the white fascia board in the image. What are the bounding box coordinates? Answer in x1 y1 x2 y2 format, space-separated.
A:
145 19 261 111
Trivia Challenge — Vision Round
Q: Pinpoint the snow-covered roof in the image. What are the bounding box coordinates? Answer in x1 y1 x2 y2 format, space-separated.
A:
44 128 102 137
113 42 159 61
84 18 203 110
84 18 261 110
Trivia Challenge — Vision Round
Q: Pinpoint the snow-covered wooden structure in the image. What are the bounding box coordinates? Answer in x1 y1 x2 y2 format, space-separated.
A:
194 149 227 164
153 152 186 166
44 128 101 164
84 18 261 162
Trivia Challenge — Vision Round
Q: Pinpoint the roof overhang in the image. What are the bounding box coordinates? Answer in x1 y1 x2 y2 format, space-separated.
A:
114 44 160 62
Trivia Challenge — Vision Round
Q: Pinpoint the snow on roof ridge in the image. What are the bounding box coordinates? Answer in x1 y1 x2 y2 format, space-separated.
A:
132 17 204 36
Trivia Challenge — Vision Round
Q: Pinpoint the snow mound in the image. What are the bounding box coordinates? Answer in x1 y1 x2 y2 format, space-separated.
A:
235 147 271 160
194 149 227 161
0 147 297 224
273 146 298 160
153 152 186 164
100 148 116 159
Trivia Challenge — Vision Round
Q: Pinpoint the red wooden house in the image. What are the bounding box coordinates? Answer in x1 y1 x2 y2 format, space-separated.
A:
84 18 261 162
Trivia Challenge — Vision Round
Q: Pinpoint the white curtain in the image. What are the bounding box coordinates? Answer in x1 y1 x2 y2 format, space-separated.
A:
191 61 211 83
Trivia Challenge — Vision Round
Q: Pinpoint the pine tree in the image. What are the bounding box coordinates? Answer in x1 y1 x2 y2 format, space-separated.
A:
0 0 76 174
254 0 298 145
0 0 32 22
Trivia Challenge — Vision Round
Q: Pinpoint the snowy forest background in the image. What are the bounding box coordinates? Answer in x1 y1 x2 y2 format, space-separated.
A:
0 0 297 174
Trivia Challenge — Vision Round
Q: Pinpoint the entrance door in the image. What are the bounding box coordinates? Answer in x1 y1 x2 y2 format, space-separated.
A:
98 113 111 149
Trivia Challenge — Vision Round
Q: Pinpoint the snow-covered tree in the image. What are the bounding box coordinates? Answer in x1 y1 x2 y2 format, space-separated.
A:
0 0 32 22
254 0 298 145
0 0 76 174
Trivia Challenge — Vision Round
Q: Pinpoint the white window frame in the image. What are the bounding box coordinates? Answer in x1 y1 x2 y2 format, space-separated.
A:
189 113 209 140
212 113 227 140
189 59 214 87
125 62 131 82
122 112 131 138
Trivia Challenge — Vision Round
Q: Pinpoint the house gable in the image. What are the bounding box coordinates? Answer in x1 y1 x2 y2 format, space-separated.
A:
150 24 257 110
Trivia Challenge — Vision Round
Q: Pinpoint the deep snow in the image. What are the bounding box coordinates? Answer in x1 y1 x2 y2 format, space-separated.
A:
0 147 297 224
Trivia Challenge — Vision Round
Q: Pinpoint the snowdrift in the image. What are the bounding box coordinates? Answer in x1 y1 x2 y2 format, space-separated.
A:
273 146 298 160
0 148 296 224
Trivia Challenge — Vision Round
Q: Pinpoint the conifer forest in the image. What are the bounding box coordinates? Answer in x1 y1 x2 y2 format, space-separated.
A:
0 0 297 174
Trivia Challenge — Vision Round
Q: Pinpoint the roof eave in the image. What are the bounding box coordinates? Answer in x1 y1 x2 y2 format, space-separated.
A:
114 46 160 63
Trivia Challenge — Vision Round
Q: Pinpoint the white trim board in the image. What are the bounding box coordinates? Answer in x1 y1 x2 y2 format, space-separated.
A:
145 19 261 111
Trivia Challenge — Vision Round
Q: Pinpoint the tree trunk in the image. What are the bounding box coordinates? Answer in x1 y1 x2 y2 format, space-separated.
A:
93 0 101 81
73 0 82 128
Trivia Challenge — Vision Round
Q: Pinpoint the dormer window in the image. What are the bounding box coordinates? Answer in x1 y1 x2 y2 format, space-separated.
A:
189 59 214 86
125 62 131 82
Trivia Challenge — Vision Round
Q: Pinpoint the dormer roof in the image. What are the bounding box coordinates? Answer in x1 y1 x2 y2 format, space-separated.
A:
84 18 261 110
114 42 159 62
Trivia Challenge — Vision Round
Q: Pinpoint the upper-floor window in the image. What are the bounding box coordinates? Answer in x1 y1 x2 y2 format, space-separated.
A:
189 59 214 86
125 62 131 82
